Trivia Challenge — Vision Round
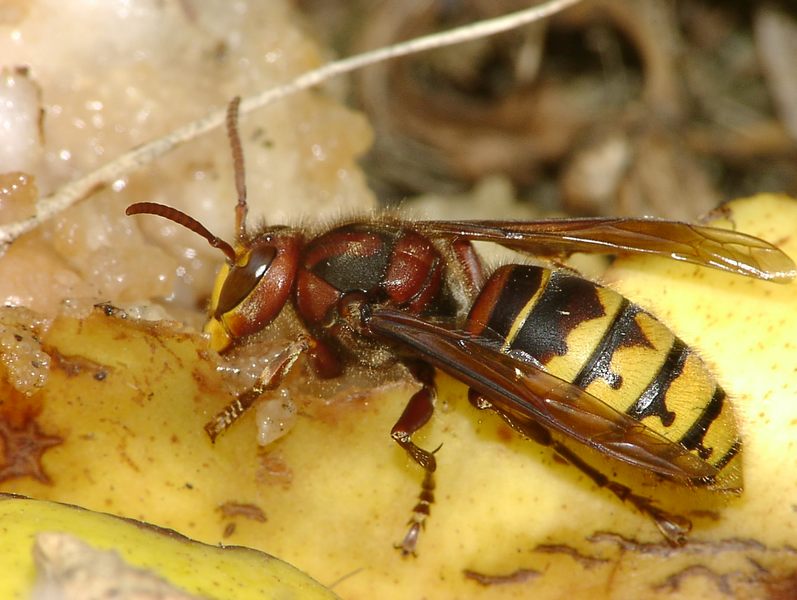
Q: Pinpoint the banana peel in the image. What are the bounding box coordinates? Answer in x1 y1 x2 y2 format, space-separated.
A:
0 494 337 599
0 194 795 598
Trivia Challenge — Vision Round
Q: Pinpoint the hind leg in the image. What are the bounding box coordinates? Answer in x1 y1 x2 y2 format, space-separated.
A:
468 390 691 545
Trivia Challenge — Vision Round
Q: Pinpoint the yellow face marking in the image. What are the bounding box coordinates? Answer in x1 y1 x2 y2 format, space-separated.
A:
207 262 231 319
205 261 234 352
205 317 233 352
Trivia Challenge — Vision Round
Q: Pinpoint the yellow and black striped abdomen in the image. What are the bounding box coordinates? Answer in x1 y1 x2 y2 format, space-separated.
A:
466 264 741 489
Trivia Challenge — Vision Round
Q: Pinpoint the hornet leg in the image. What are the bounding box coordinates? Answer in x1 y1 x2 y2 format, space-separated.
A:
391 360 439 555
468 390 691 545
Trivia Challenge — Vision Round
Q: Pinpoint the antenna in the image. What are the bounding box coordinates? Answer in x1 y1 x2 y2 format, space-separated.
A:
226 97 248 241
125 202 237 262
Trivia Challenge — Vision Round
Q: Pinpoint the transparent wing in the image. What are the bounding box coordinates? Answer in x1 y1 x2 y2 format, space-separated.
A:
417 218 795 282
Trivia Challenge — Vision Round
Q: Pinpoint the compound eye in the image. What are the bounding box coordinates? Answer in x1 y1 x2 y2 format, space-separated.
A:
214 245 277 317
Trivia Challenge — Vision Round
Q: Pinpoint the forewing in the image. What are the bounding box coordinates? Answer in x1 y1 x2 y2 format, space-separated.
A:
417 218 795 282
367 308 718 484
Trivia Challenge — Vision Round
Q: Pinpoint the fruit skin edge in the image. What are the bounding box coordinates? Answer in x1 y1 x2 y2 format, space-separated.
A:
0 493 338 599
0 194 795 599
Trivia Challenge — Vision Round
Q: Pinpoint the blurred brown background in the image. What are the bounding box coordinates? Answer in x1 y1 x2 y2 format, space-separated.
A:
297 0 797 220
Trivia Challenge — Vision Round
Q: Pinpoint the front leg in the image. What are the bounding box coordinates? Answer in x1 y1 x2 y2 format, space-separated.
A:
205 338 309 441
392 360 439 555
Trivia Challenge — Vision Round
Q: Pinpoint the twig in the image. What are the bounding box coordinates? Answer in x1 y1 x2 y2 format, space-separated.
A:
0 0 582 247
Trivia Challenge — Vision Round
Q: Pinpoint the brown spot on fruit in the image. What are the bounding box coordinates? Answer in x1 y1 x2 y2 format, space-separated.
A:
0 416 62 484
217 501 267 522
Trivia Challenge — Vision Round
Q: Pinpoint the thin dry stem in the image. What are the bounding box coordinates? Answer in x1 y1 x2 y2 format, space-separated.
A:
0 0 582 247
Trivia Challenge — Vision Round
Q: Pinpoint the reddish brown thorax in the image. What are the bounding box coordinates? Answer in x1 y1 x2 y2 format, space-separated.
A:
294 223 454 334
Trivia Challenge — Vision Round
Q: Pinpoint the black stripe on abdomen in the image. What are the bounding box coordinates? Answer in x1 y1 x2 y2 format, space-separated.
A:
625 339 689 427
508 270 605 364
482 266 545 339
679 387 726 460
712 437 741 471
572 299 642 390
